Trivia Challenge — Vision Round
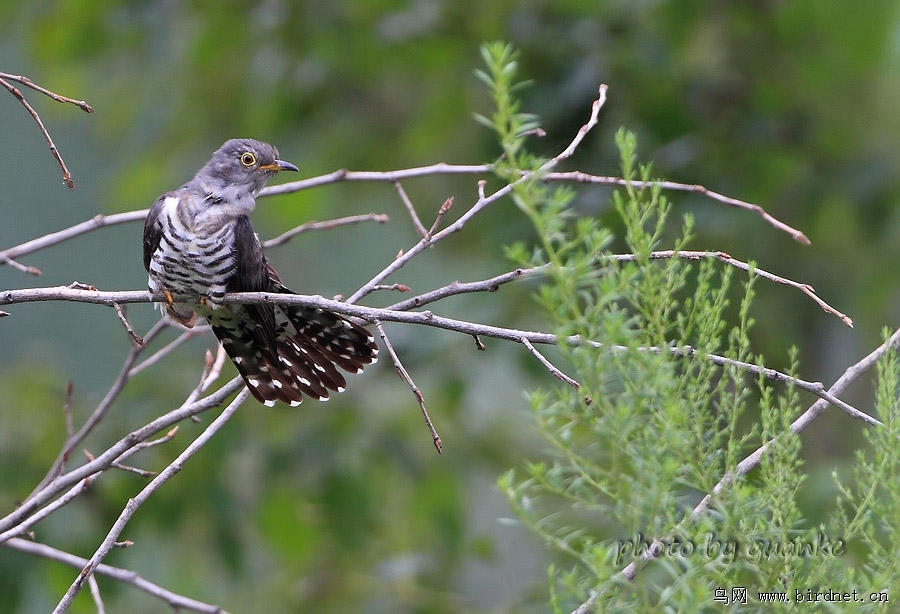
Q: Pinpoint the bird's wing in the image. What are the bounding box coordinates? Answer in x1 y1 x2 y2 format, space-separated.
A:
227 215 279 356
142 192 172 272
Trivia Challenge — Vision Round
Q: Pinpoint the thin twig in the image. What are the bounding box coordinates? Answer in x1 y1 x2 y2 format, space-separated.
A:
374 320 442 453
520 337 591 404
110 461 157 478
426 197 454 240
0 252 41 275
609 250 852 327
540 84 607 170
0 377 245 537
0 73 93 189
370 283 411 293
386 265 549 311
0 210 148 268
113 303 145 346
182 345 229 408
259 164 493 197
53 389 250 611
4 538 229 613
0 72 94 112
345 86 610 304
128 325 211 377
544 171 810 245
394 181 429 237
87 575 106 614
261 213 389 249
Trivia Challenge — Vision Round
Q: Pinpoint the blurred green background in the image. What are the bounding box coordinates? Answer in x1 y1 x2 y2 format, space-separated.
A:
2 1 900 612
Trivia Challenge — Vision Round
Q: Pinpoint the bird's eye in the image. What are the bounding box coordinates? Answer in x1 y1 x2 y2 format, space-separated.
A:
240 152 257 167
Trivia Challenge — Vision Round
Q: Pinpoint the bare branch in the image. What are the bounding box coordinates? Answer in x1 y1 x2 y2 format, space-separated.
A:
0 284 864 422
609 250 852 327
544 171 810 245
0 73 93 189
386 265 550 311
128 324 211 377
4 538 229 613
87 574 106 614
345 87 611 303
425 197 454 240
53 389 250 610
63 381 75 445
29 318 170 496
369 283 411 293
394 181 429 237
0 210 148 271
374 320 442 453
0 252 41 275
0 477 93 543
520 337 590 404
540 84 607 170
0 377 245 538
0 72 94 112
113 303 145 346
259 163 492 197
261 213 389 249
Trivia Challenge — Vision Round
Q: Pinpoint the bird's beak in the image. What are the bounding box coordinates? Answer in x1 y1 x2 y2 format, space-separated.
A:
258 160 299 173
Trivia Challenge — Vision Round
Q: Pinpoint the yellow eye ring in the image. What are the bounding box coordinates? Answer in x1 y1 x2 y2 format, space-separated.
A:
240 152 257 167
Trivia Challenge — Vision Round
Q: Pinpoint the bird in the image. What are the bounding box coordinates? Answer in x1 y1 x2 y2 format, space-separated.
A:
142 138 378 406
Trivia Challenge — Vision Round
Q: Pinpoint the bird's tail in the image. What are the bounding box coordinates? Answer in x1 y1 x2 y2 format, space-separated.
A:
208 304 378 407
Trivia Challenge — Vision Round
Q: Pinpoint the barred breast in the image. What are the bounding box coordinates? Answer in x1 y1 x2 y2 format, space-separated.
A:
147 195 237 305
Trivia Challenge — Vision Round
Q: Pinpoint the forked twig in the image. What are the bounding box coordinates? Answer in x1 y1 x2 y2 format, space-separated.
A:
0 72 94 189
4 538 227 613
53 389 251 612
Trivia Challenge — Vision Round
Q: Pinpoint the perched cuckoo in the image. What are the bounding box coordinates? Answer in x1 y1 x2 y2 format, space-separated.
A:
142 138 378 406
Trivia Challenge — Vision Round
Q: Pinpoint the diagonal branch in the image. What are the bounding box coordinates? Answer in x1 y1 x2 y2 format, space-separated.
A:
374 320 442 453
0 72 94 189
5 538 228 614
345 86 611 304
53 389 251 611
0 377 245 538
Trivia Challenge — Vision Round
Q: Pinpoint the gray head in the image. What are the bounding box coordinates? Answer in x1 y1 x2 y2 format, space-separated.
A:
192 138 299 197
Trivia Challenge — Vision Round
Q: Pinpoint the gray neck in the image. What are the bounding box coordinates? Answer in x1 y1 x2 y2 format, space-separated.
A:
176 177 260 235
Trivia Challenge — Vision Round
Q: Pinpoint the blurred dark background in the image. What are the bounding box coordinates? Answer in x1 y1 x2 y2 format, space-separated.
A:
2 1 900 612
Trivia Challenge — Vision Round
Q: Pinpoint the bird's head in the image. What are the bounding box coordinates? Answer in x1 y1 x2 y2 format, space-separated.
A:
195 138 299 197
